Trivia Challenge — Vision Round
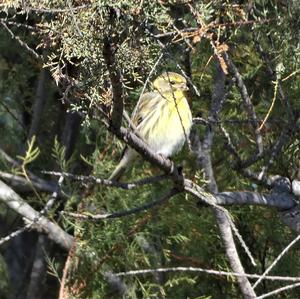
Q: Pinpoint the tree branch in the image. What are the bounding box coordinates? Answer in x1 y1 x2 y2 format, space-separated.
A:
191 58 257 299
224 53 264 161
108 125 182 182
0 171 58 195
43 171 169 189
252 34 295 122
256 282 300 299
0 180 73 250
0 19 41 60
216 190 296 210
114 266 300 282
62 188 179 220
103 36 124 130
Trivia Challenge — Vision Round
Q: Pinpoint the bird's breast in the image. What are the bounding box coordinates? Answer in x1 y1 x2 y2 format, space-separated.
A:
140 91 192 157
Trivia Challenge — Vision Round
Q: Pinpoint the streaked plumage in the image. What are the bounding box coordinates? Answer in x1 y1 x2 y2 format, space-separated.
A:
109 72 192 181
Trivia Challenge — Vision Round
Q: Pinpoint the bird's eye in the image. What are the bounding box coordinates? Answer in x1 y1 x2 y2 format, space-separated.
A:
170 80 176 85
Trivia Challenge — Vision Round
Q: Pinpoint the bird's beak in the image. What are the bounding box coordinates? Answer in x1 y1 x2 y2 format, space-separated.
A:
181 83 189 91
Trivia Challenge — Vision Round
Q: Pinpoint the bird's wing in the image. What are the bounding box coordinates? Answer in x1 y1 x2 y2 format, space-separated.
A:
131 92 162 126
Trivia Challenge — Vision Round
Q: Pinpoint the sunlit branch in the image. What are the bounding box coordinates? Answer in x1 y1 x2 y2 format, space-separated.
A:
114 266 300 282
0 180 73 250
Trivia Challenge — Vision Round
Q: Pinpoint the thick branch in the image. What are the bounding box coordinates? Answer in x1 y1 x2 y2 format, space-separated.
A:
216 191 296 210
192 59 257 299
293 180 300 196
0 171 58 194
0 180 73 250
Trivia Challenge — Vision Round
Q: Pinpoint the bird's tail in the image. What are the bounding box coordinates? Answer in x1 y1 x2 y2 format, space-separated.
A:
108 148 137 181
108 162 127 181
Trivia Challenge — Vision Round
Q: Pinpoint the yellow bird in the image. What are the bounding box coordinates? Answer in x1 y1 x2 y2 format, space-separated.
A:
109 72 193 181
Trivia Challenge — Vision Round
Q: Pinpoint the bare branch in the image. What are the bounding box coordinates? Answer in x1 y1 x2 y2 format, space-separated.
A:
45 170 298 214
292 180 300 196
0 19 41 60
192 58 257 298
0 180 73 250
109 125 180 182
62 188 180 221
0 171 58 194
224 53 263 160
253 234 300 289
114 266 300 282
216 191 296 210
19 4 90 14
42 171 169 189
0 224 31 246
253 34 295 121
257 282 300 299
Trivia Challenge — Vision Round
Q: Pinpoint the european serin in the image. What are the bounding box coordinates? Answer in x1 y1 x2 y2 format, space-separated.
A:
109 72 193 181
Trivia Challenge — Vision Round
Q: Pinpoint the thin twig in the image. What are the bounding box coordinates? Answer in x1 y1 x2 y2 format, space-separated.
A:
145 26 200 97
0 224 31 246
258 79 278 131
114 266 300 282
0 19 41 60
132 51 165 117
58 240 77 298
184 180 256 265
22 4 90 14
0 100 27 131
42 171 169 189
67 0 83 37
224 53 263 157
282 69 300 82
225 211 256 266
257 282 300 299
253 234 300 289
62 188 180 221
253 34 294 121
219 125 242 163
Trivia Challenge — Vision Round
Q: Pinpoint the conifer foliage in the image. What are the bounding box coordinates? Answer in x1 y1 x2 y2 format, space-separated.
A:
0 1 300 298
